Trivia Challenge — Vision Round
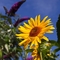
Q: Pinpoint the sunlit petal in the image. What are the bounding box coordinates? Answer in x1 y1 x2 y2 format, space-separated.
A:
35 16 38 26
24 22 31 29
28 20 33 27
41 16 48 23
42 36 49 41
37 15 40 26
36 37 41 43
30 18 35 26
19 39 28 46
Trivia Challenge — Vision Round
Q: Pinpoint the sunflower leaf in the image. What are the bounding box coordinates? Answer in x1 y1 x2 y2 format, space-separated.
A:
0 49 2 58
54 47 60 53
56 14 60 45
25 49 34 53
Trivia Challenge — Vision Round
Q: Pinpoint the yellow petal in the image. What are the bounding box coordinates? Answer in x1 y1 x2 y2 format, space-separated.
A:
35 16 38 26
30 18 35 26
24 40 31 49
18 26 25 30
46 30 53 33
49 25 55 29
42 25 54 32
44 25 55 31
36 37 41 43
45 19 51 23
18 26 30 33
24 44 28 49
28 20 33 27
37 15 40 26
30 40 35 48
42 36 49 41
34 39 38 46
24 22 31 29
41 16 48 23
19 39 28 46
16 34 28 37
43 19 51 26
47 22 52 25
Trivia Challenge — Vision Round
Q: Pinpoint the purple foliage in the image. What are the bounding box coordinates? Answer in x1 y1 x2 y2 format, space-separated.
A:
26 57 34 60
3 55 8 58
3 54 11 59
14 17 30 27
8 0 26 16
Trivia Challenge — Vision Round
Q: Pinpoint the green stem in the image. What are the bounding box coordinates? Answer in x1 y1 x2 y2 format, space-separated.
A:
40 52 43 60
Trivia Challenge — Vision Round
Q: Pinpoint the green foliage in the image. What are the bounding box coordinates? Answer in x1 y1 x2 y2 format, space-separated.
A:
25 49 34 53
0 49 2 58
56 14 60 44
0 13 12 24
37 40 58 60
0 14 22 60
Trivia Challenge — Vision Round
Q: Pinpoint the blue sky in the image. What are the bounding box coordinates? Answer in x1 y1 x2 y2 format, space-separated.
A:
0 0 60 60
0 0 60 40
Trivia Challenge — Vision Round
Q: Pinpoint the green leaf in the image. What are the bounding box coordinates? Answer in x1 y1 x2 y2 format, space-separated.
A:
7 17 12 24
17 47 23 52
54 47 60 53
0 49 2 58
49 40 58 46
12 47 16 52
56 14 60 44
25 49 34 53
0 13 12 24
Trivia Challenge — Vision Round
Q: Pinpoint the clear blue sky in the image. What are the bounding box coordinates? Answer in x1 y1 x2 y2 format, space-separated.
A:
0 0 60 60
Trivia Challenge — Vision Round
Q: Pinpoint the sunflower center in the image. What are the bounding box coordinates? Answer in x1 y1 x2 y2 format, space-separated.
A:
29 27 41 37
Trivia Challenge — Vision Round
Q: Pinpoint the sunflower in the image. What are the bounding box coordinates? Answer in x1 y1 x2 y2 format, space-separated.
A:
16 15 55 48
32 49 40 60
